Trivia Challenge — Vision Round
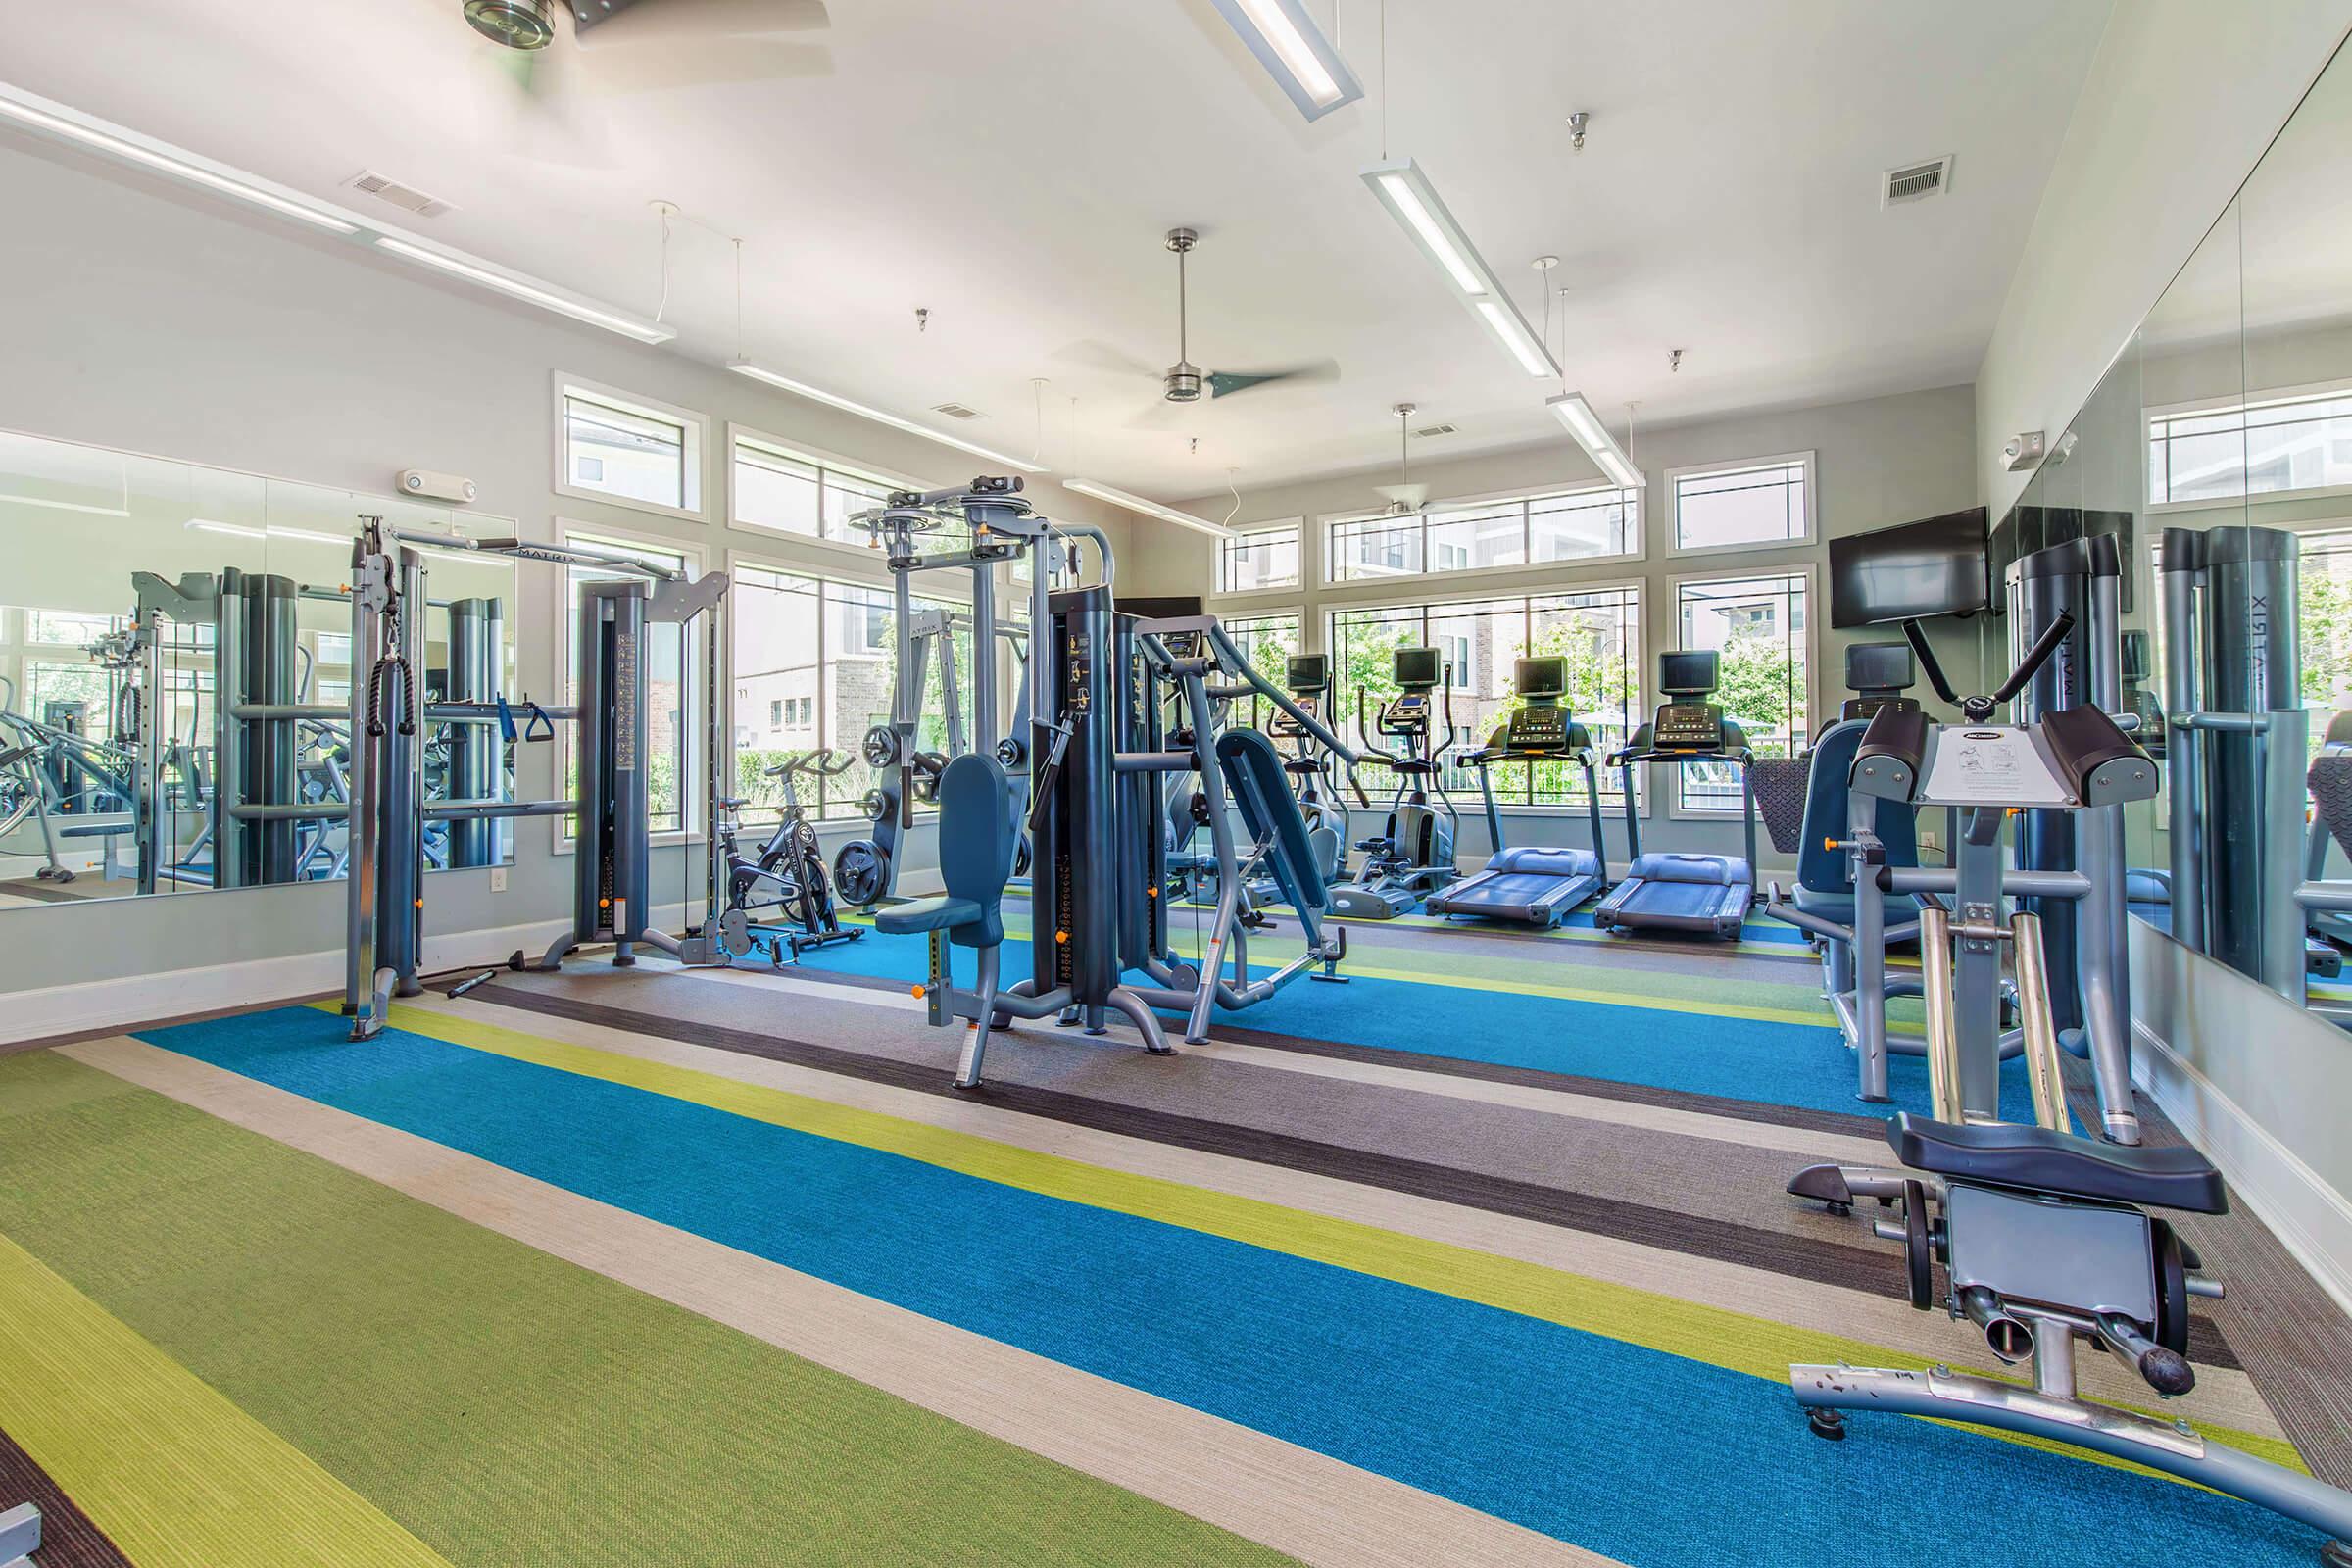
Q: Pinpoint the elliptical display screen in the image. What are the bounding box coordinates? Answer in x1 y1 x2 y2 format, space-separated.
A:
1393 646 1443 688
1286 653 1331 692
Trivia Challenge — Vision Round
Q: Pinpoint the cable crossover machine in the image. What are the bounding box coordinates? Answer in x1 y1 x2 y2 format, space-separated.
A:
342 515 729 1040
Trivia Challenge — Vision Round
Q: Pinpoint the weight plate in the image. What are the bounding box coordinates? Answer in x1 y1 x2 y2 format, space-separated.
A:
2151 1217 2192 1355
858 788 888 821
996 736 1026 769
861 725 901 769
1013 833 1032 878
833 840 887 906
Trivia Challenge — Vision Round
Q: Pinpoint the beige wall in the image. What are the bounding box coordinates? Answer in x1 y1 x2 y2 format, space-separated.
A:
1975 0 2352 514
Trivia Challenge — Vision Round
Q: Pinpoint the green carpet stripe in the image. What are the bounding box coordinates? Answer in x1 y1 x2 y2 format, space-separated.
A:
0 1050 1301 1568
0 1221 453 1567
369 1001 2301 1478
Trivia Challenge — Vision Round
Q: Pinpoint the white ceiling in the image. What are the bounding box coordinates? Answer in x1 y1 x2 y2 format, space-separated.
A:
0 0 2111 501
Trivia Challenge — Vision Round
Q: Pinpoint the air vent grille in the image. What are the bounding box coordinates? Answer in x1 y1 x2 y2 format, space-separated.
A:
930 402 982 420
1881 156 1953 207
1414 422 1457 439
346 170 453 218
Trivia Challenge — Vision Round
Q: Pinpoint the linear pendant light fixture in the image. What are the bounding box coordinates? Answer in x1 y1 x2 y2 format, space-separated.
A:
1362 158 1560 380
1206 0 1363 122
0 81 673 345
375 237 672 344
0 81 360 235
1063 479 1231 537
1547 392 1645 489
728 360 1047 473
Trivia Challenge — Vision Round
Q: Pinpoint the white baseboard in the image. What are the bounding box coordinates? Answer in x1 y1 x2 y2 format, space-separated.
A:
2132 1017 2352 1321
0 903 693 1048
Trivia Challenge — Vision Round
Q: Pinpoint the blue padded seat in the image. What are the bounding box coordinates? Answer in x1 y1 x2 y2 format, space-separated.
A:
872 752 1014 948
1796 718 1919 899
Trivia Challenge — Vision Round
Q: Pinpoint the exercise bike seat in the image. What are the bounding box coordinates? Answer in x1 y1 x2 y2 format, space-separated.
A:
1886 1112 2229 1214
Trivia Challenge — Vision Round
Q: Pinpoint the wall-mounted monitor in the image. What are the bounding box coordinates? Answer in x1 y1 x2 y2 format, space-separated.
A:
1828 506 1990 627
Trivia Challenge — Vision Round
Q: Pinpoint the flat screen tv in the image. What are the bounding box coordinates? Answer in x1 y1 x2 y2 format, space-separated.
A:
1829 506 1990 628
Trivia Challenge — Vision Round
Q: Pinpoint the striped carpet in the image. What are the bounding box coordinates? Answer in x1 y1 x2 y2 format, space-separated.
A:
0 914 2343 1566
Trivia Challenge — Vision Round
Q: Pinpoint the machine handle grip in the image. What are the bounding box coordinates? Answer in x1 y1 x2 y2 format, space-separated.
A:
1903 619 1959 707
1992 610 2077 710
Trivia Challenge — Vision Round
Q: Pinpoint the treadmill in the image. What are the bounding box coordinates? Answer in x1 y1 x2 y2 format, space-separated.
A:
1423 655 1610 926
1592 650 1758 940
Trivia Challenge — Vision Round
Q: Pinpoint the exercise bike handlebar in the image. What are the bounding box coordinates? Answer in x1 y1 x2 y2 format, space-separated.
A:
763 748 862 780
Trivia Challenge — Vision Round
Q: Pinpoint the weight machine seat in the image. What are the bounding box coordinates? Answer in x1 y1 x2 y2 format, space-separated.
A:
1790 882 1922 926
1886 1112 2230 1215
1216 727 1328 913
871 753 1012 949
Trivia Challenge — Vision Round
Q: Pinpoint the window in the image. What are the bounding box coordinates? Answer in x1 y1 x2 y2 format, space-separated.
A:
1670 454 1813 553
731 429 907 545
2294 528 2352 772
1216 611 1302 726
1674 571 1810 811
1217 522 1302 593
1328 483 1638 583
555 377 706 519
1328 588 1642 807
2149 384 2352 506
730 564 971 821
558 527 700 839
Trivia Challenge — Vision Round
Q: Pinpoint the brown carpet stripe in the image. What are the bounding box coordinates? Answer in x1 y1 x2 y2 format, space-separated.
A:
0 1427 132 1568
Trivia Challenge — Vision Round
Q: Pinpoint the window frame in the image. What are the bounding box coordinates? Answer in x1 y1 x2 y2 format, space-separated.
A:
1664 563 1816 820
2145 377 2352 514
1664 450 1817 558
1322 577 1647 814
722 543 988 827
723 420 930 558
1217 520 1304 595
1211 607 1305 728
551 373 710 524
551 518 710 854
1321 480 1644 589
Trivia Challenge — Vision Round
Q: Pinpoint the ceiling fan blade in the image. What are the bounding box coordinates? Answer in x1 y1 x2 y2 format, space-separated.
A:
1124 399 1204 432
1051 339 1162 379
1205 361 1340 398
570 0 830 42
467 39 623 169
573 40 832 89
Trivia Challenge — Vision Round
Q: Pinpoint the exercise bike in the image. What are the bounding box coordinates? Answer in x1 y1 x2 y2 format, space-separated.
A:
714 748 863 964
1784 626 2352 1562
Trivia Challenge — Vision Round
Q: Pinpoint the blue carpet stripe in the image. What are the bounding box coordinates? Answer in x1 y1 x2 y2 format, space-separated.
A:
131 1008 2315 1568
792 930 2046 1125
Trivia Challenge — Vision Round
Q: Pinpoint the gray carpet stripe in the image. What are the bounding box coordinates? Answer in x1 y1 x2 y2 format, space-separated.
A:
462 976 2243 1370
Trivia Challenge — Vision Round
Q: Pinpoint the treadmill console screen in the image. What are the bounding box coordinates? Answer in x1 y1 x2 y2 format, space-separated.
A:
1653 701 1725 751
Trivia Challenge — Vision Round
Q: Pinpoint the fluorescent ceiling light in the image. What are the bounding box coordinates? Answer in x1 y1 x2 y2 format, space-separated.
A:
374 237 673 345
1546 393 1645 490
1206 0 1363 122
0 82 359 236
186 518 266 540
728 360 1046 473
1362 158 1560 380
1063 479 1230 538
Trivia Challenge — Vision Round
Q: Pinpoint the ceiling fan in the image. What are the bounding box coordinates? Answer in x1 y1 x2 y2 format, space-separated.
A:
458 0 831 131
1055 230 1337 428
1372 403 1429 516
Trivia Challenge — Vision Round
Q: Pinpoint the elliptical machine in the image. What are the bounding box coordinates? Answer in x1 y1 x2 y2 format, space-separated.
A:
1268 653 1361 885
1329 646 1460 919
1783 633 2352 1561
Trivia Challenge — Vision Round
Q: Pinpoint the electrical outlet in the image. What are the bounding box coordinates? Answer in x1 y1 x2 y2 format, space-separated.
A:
1918 832 1939 852
490 867 508 894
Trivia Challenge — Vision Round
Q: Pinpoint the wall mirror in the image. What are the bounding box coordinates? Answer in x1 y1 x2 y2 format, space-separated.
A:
2018 31 2352 1018
0 430 518 910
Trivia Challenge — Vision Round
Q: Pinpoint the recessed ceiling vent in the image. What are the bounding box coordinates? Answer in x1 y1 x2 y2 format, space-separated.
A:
1414 422 1458 439
1881 156 1954 208
345 170 454 219
929 402 983 420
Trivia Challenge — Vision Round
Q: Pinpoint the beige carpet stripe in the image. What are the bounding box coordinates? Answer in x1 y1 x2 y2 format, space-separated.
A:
677 962 1888 1163
407 991 2285 1441
66 1035 1619 1568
